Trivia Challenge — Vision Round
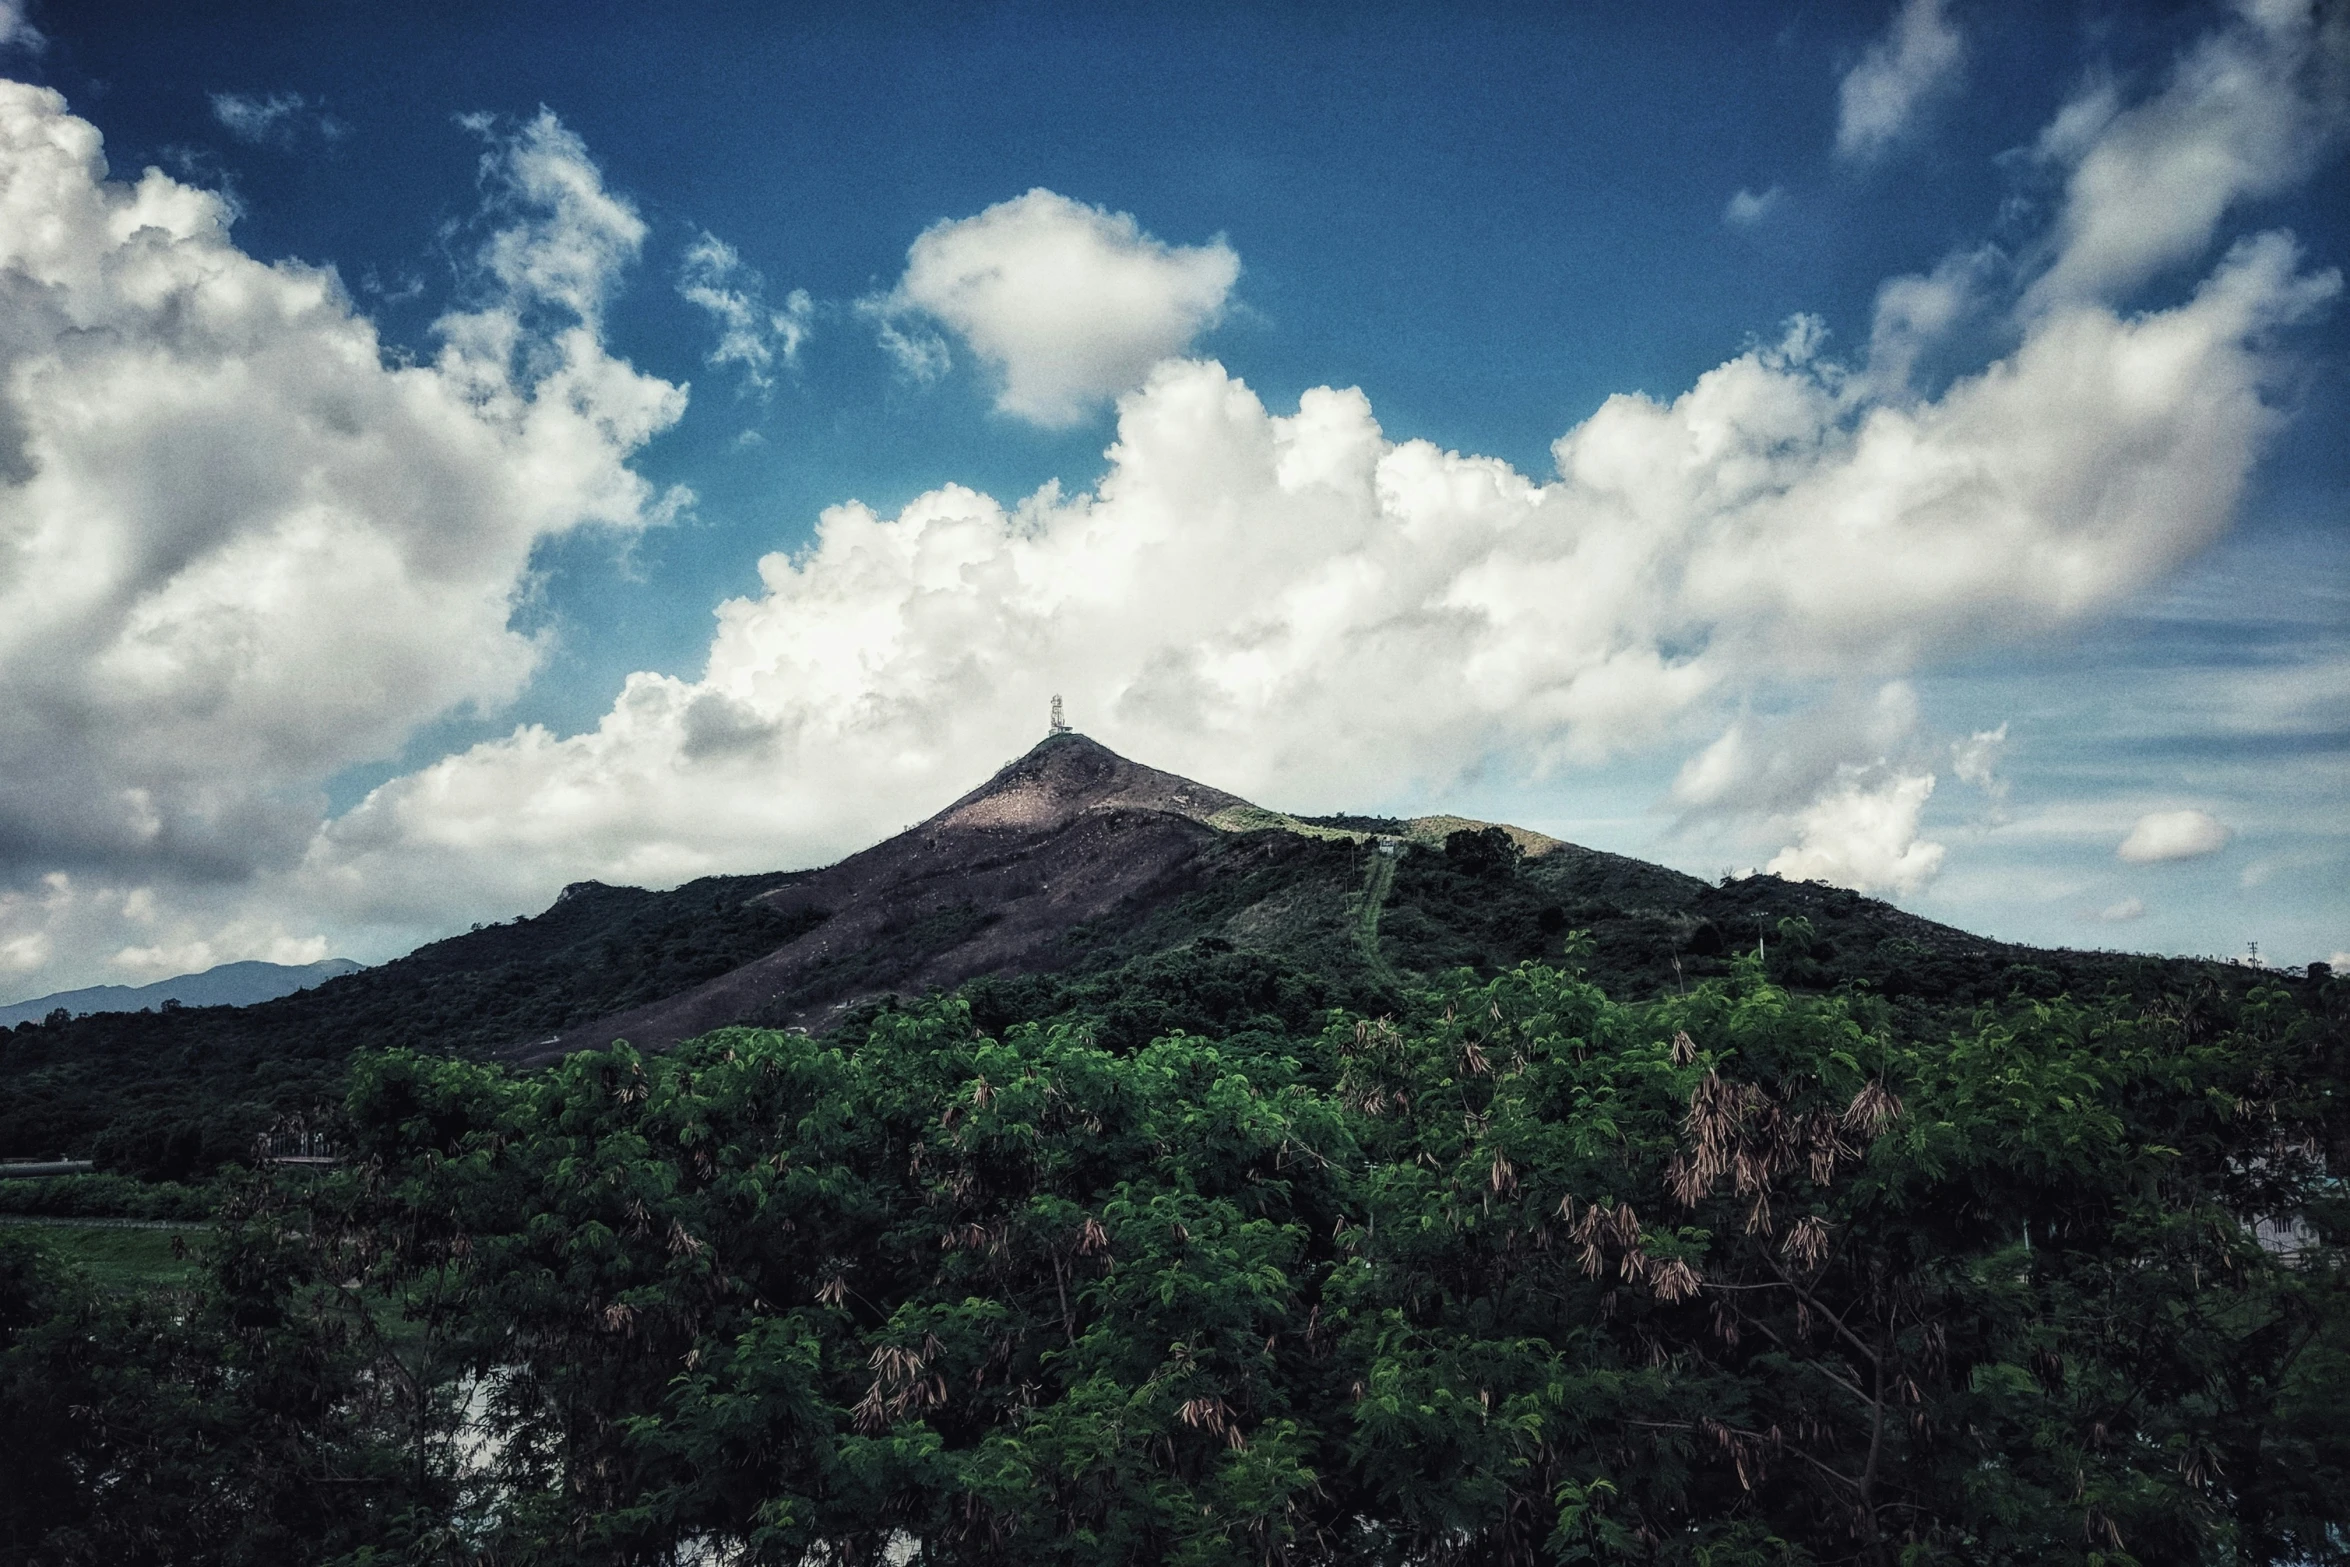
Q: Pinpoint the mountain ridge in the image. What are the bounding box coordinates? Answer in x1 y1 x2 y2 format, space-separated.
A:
0 958 363 1028
504 730 2115 1061
2 729 2288 1176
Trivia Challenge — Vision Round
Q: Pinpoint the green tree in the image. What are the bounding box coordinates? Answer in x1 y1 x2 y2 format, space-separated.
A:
4 959 2342 1565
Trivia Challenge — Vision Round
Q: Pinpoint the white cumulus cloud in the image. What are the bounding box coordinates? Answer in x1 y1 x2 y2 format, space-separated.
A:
291 3 2341 929
302 185 2321 921
1766 768 1945 895
2117 808 2232 863
0 83 682 982
871 188 1239 426
1672 685 1959 896
1673 683 1927 817
1836 0 1966 162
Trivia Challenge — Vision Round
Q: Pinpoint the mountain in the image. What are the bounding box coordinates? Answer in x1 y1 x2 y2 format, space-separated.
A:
0 731 2274 1175
0 958 363 1028
514 731 1795 1061
514 734 1255 1060
510 730 2234 1060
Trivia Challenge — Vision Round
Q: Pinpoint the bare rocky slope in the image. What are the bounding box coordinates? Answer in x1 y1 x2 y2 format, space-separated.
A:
513 734 1255 1060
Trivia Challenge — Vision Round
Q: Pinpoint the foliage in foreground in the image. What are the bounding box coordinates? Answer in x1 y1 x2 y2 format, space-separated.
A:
3 959 2345 1565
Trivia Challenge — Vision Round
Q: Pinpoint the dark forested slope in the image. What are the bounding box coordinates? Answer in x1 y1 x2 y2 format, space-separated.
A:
0 871 822 1173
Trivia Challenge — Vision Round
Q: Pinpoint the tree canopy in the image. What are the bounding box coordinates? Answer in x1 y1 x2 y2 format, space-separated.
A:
4 956 2345 1565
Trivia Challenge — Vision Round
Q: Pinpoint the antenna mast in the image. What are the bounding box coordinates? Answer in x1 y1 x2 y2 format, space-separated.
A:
1049 694 1071 735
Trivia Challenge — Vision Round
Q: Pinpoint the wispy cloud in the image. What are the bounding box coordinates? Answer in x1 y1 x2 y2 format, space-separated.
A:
0 0 43 56
2022 1 2350 311
1950 724 2009 802
209 90 346 148
1836 0 1965 162
1723 185 1783 227
459 108 648 327
862 306 950 384
678 231 814 396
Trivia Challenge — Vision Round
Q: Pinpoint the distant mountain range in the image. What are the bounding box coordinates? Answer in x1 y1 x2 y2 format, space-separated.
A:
0 958 363 1028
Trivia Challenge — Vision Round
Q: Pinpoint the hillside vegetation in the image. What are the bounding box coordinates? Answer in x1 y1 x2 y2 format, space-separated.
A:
0 872 823 1176
0 825 2271 1182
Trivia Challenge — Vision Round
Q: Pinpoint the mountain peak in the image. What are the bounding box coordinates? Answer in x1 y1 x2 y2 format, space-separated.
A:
517 734 1256 1058
927 732 1248 836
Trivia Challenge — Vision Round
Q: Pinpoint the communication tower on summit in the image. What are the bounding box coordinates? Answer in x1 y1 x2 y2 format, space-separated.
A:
1049 695 1071 735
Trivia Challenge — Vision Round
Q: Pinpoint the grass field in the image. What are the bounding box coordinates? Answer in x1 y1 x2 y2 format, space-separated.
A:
1 1219 208 1292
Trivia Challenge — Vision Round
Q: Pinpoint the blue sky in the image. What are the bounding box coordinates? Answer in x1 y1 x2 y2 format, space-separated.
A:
0 0 2342 996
